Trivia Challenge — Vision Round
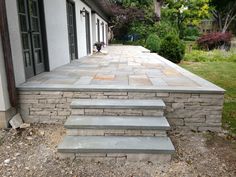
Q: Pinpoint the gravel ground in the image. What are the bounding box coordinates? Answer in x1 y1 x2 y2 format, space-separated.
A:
0 124 235 177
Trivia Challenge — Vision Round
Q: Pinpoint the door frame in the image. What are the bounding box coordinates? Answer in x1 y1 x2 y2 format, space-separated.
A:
66 0 78 60
97 19 100 42
38 0 49 71
17 0 49 79
85 10 91 55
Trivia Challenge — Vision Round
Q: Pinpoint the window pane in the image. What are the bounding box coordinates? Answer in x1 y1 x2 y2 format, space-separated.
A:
19 15 28 32
22 34 29 49
33 34 41 48
18 0 26 13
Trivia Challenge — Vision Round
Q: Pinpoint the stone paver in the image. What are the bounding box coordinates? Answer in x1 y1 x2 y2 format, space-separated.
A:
65 116 170 130
57 136 175 154
18 46 224 93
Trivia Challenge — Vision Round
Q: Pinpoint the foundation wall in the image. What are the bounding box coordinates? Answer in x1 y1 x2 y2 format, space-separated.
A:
18 91 224 132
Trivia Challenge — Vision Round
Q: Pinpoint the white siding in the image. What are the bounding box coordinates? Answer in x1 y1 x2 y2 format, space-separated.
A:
75 0 93 58
5 0 26 86
0 36 11 111
44 0 70 70
92 14 108 45
5 0 109 87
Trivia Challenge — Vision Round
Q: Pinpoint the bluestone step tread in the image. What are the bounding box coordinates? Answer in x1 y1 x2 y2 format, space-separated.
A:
65 116 170 130
58 136 175 154
70 99 165 109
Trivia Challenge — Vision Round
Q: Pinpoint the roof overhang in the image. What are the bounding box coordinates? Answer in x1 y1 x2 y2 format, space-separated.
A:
81 0 113 21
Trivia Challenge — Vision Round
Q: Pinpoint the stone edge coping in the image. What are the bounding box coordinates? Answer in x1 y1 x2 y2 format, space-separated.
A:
16 47 225 94
16 84 225 94
70 99 166 109
64 116 170 130
57 136 175 154
149 53 225 93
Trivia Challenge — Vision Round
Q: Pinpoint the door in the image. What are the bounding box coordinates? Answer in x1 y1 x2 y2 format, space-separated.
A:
85 11 91 54
97 19 100 42
17 0 46 79
102 23 105 43
67 0 78 60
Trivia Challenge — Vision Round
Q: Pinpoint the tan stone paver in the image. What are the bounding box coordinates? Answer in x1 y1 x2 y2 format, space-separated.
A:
18 46 224 92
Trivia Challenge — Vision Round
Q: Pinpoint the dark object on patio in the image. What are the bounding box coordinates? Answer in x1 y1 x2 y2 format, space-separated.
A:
94 42 105 52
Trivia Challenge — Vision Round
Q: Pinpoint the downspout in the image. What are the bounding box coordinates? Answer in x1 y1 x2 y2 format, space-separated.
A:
0 0 17 107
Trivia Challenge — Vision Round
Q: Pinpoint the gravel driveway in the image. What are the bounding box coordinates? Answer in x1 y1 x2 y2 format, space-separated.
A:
0 124 235 177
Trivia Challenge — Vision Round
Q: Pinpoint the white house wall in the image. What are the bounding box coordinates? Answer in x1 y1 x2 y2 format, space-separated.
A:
0 36 11 111
5 0 26 86
93 14 108 45
44 0 70 70
5 0 109 87
75 0 93 58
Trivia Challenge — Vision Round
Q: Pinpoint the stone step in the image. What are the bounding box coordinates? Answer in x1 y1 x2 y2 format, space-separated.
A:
70 99 165 109
65 116 170 136
57 136 175 155
65 116 170 130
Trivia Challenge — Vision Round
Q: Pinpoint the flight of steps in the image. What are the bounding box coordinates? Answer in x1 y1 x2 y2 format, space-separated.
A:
58 99 175 163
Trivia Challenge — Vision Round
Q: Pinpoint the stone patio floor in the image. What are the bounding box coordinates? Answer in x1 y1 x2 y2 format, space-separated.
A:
18 46 224 93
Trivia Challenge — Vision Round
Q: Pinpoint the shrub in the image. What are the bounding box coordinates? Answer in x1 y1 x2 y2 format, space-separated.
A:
183 27 200 41
145 34 161 53
197 32 232 50
153 21 178 39
184 49 236 62
159 35 185 63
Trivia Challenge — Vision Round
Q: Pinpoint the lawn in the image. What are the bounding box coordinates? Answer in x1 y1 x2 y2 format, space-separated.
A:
180 51 236 135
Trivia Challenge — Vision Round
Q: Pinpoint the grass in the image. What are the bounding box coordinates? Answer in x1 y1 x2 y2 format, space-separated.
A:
184 49 236 62
180 52 236 135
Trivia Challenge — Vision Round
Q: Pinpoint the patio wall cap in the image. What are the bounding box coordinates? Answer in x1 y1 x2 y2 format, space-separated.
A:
17 85 225 94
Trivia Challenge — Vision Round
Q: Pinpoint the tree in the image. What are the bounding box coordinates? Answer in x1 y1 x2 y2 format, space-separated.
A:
153 0 164 21
163 0 210 38
110 0 156 40
210 0 236 33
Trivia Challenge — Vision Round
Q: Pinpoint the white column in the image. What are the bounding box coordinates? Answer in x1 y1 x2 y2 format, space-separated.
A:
0 36 10 112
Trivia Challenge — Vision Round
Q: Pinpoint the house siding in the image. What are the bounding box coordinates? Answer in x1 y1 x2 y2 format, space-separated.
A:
92 14 108 46
5 0 110 86
5 0 26 86
0 35 15 128
0 36 11 111
76 0 93 57
44 0 70 70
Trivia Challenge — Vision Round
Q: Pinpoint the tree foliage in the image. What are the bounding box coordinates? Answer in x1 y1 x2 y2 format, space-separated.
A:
110 0 156 40
197 32 232 50
162 0 210 38
210 0 236 33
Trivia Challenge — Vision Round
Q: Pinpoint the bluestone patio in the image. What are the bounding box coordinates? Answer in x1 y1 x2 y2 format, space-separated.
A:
17 46 225 161
18 46 224 92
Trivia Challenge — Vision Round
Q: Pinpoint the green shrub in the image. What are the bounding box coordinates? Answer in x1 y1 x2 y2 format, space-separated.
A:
159 35 185 63
183 27 200 41
145 34 161 53
184 35 199 41
184 49 236 62
153 21 178 39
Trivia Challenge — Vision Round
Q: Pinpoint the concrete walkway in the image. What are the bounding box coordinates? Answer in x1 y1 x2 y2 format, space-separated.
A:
18 46 224 93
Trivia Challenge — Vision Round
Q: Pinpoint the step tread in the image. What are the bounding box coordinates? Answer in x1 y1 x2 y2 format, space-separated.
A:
65 116 170 130
58 136 175 154
71 99 165 109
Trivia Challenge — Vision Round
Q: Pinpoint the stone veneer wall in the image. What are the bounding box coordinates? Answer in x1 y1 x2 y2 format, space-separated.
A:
18 91 224 131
